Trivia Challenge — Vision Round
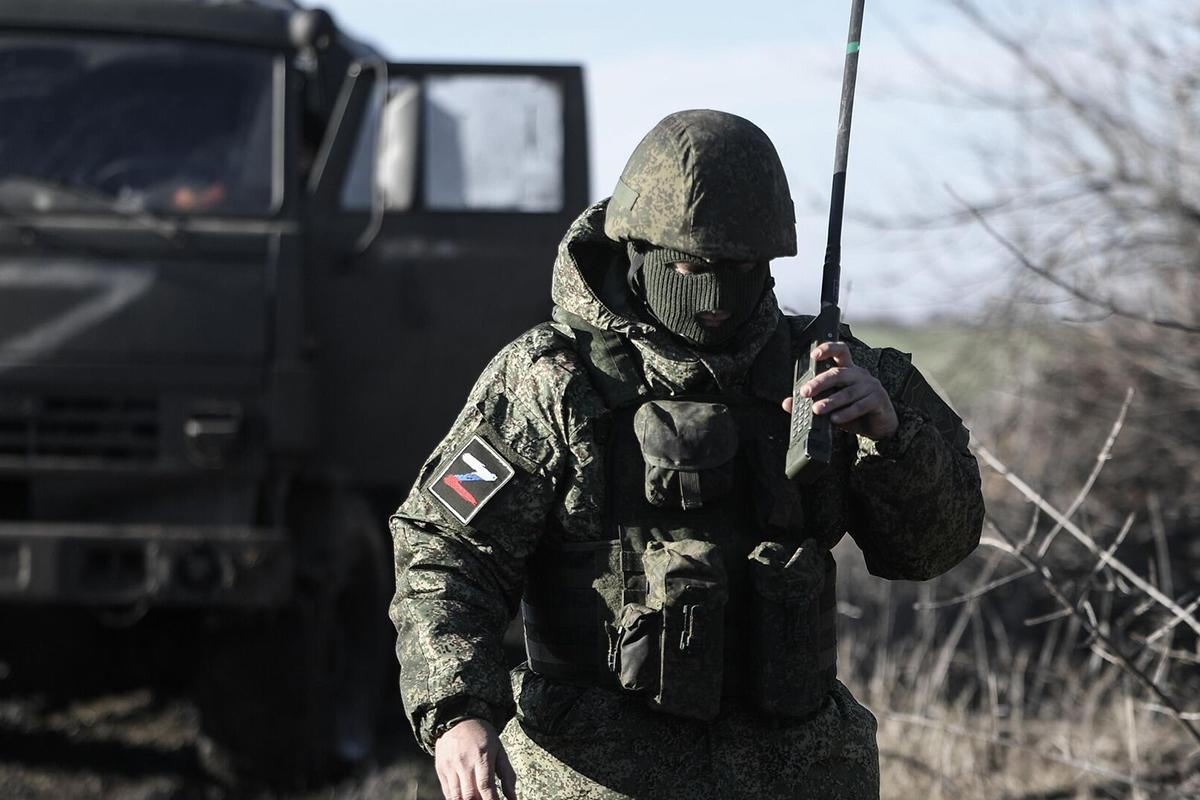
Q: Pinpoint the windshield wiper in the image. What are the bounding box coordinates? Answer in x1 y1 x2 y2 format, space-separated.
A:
0 204 116 260
0 176 194 253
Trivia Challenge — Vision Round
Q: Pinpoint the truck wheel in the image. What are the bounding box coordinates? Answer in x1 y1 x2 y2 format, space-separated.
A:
195 488 393 788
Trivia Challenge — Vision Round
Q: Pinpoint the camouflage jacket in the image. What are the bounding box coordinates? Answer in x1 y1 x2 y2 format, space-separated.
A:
389 201 985 753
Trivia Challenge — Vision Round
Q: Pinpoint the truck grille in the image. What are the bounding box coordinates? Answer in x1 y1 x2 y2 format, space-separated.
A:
0 395 160 466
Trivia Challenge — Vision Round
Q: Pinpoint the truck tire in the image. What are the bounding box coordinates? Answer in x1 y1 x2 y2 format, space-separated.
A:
195 487 393 788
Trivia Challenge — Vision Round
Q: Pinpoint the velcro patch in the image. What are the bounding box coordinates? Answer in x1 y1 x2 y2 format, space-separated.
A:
428 435 516 525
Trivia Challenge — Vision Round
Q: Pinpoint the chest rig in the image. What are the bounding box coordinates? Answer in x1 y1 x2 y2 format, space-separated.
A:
521 310 839 721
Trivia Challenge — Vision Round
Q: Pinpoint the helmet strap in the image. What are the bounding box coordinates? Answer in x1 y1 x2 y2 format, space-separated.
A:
626 242 646 293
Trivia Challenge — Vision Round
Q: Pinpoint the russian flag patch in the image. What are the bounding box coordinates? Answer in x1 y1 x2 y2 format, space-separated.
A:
427 435 516 524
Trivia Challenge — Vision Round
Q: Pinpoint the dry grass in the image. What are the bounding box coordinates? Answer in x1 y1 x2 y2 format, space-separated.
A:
834 571 1198 800
873 697 1196 800
831 424 1200 800
836 559 1199 799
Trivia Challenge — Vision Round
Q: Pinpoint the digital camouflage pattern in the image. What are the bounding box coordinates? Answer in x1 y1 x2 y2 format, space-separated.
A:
603 110 798 262
501 667 879 799
389 199 984 797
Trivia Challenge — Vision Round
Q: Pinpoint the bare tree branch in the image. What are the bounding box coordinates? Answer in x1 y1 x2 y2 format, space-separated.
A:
914 567 1035 611
1142 595 1200 647
986 518 1200 748
1037 388 1135 556
974 444 1200 637
945 0 1153 176
949 185 1200 333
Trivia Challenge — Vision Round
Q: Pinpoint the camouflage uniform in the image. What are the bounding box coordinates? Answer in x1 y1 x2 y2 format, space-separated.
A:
390 116 984 799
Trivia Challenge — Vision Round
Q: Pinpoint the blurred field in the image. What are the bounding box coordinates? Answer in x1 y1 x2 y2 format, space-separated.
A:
0 691 443 800
850 321 1039 411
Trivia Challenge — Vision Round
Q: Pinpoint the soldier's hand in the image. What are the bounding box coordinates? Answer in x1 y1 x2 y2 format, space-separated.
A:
782 341 898 441
434 718 517 800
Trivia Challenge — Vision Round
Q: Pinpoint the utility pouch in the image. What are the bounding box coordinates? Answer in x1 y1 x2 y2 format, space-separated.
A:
645 539 728 720
634 401 738 510
611 603 660 693
747 539 835 717
611 539 728 720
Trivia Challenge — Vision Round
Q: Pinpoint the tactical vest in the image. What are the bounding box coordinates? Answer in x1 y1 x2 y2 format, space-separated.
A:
521 309 838 722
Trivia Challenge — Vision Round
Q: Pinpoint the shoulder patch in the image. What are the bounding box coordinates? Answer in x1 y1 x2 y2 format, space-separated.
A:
427 435 516 524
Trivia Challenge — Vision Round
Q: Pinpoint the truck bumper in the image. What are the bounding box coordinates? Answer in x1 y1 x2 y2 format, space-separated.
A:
0 522 292 608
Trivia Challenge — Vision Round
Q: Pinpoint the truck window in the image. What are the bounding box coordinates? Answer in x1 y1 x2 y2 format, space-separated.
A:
0 36 277 216
424 74 563 212
342 72 564 213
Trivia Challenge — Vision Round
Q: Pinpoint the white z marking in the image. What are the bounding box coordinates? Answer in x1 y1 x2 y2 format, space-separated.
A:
463 453 498 482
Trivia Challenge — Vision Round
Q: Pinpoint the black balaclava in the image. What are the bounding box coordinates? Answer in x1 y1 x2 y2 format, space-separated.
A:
629 243 769 348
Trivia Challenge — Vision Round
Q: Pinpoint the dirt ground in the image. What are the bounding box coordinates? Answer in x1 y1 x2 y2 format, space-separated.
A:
0 691 441 800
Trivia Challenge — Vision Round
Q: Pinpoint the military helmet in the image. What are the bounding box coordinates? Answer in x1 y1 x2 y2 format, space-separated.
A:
604 110 797 262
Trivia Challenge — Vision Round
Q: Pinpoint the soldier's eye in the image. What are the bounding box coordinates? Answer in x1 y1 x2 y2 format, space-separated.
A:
673 261 709 274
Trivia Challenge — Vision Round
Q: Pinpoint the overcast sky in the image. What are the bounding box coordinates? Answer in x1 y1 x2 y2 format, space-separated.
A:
324 0 1024 322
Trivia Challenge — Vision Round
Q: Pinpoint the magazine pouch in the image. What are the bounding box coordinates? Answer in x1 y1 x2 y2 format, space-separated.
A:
747 539 836 717
612 539 728 720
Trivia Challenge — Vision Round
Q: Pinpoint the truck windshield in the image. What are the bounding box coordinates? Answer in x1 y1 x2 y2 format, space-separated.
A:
0 36 275 215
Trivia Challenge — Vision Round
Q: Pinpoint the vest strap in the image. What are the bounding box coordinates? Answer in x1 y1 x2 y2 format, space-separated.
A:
551 306 648 409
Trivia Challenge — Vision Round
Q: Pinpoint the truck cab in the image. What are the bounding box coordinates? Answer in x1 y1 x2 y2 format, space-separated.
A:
0 0 588 784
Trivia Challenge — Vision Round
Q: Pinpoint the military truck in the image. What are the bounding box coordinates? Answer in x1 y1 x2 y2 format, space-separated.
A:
0 0 588 784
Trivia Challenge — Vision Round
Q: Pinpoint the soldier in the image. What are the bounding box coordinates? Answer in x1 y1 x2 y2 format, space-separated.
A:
390 110 984 800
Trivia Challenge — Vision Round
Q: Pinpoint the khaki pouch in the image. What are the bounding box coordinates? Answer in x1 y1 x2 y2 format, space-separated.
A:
611 539 728 721
633 401 737 510
747 539 833 717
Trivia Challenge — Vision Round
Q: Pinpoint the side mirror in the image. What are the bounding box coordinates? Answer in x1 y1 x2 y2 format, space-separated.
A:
373 80 419 212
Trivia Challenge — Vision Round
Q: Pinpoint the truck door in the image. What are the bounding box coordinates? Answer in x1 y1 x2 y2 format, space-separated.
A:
307 64 589 488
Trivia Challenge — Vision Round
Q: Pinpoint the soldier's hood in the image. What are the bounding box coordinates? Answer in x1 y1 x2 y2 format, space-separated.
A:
550 199 786 393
